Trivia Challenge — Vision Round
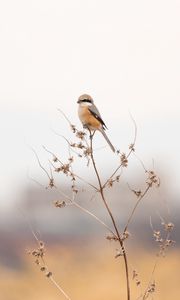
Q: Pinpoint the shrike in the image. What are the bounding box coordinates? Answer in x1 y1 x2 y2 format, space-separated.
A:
77 94 115 152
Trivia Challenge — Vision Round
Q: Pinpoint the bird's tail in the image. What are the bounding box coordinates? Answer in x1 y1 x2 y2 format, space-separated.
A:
100 128 115 152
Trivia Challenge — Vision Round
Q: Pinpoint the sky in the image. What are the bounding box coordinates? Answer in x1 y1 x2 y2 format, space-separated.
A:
0 0 180 209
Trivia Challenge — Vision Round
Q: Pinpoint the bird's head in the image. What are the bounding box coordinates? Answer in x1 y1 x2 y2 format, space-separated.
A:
77 94 94 105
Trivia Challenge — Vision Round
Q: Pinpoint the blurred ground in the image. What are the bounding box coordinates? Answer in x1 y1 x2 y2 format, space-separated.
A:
0 182 179 300
0 242 179 300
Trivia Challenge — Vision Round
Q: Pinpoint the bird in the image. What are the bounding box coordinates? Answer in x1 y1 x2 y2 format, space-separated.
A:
77 94 115 152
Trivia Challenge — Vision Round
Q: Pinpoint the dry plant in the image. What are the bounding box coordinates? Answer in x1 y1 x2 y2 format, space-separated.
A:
28 110 174 300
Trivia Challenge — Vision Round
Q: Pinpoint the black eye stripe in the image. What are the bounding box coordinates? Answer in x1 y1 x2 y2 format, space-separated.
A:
80 99 92 103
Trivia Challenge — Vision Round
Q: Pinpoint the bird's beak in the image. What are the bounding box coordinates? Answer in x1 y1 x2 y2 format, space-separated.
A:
77 100 80 104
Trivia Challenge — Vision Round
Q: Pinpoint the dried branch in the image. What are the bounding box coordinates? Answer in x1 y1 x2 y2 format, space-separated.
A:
30 147 52 181
103 116 137 189
124 185 150 233
88 130 131 300
55 188 116 237
43 144 98 191
28 227 72 300
30 146 55 188
30 109 171 300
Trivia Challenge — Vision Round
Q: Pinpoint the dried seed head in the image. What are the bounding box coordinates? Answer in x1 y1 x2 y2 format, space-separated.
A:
132 270 141 286
46 271 52 278
116 175 120 182
54 200 66 208
147 281 156 293
35 259 40 265
106 235 119 241
146 170 160 187
76 142 85 149
115 249 123 258
31 250 39 257
163 222 174 232
72 185 78 193
54 167 61 172
48 178 55 188
129 143 135 151
83 147 92 156
70 124 76 133
39 241 44 248
76 131 86 140
152 222 175 256
120 153 128 167
70 142 76 148
68 156 74 163
132 189 142 197
107 175 121 188
121 231 130 241
107 178 114 187
132 269 138 280
61 164 70 174
52 156 58 162
153 230 161 242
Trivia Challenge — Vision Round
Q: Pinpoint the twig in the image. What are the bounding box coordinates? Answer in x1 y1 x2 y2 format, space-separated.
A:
57 108 73 127
30 146 52 181
28 223 72 300
103 117 137 189
56 188 116 237
43 145 63 165
73 173 98 191
124 186 150 233
49 276 72 300
72 199 116 237
43 144 98 191
89 130 131 300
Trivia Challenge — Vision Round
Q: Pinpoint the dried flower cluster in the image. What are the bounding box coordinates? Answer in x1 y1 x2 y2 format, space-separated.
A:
132 269 141 286
106 234 119 241
120 152 128 167
28 241 52 278
146 170 160 188
153 220 175 256
107 175 120 187
143 281 156 299
54 200 66 208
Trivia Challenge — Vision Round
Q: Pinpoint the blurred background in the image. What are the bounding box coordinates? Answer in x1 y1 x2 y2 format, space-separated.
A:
0 0 180 299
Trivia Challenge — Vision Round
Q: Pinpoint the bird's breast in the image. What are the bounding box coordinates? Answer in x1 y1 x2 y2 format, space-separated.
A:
78 106 101 130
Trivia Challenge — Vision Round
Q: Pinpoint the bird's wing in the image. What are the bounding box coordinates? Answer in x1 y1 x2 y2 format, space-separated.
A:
88 104 107 129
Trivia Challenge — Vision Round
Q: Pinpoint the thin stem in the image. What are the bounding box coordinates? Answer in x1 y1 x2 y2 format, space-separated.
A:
102 148 134 189
142 259 158 300
89 131 130 300
142 218 173 299
124 186 150 233
30 147 52 181
72 173 98 191
72 200 116 237
103 115 137 189
28 225 72 300
50 276 72 300
56 188 116 236
57 108 73 127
